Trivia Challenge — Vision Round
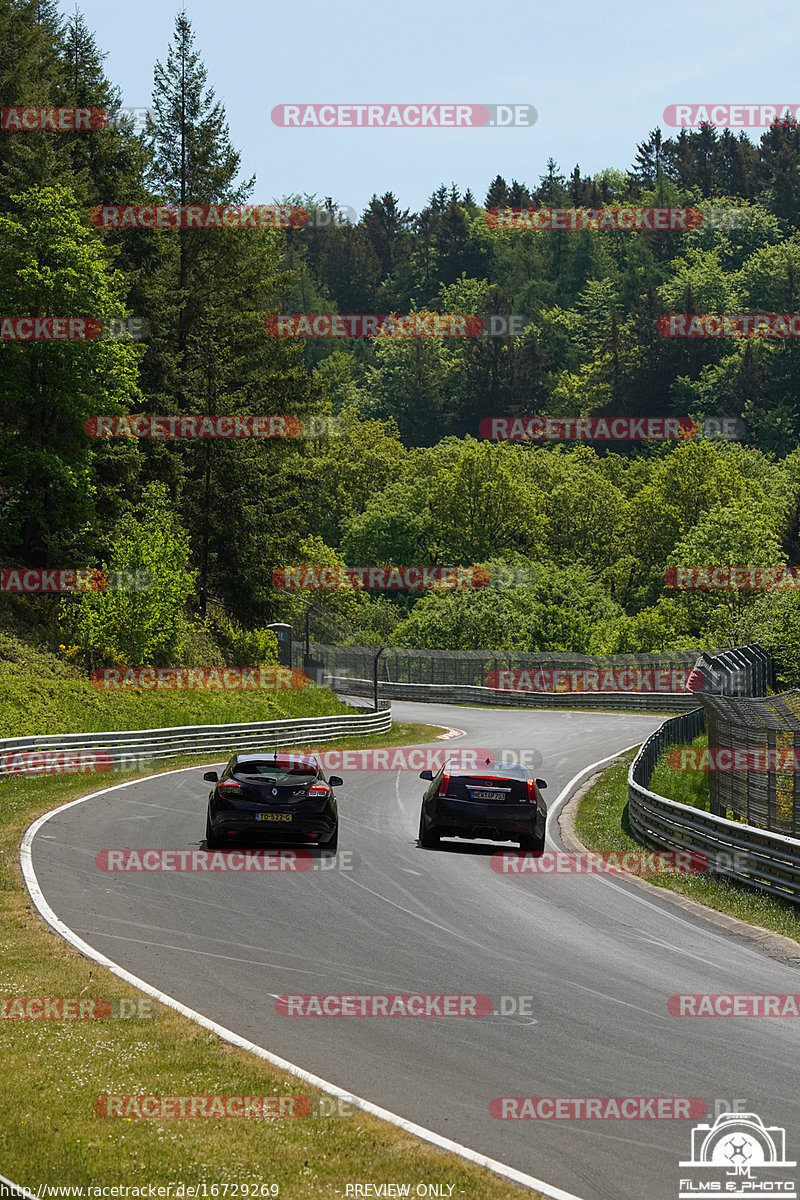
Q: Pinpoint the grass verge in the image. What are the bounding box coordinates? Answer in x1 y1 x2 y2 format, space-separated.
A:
649 733 710 812
0 723 539 1198
573 749 800 942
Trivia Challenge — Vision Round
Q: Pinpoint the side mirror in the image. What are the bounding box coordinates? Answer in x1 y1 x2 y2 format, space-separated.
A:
328 776 343 788
535 778 547 790
203 771 218 783
419 770 433 781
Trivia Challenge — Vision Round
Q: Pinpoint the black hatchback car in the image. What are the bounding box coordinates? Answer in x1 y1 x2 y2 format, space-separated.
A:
417 758 547 852
204 752 342 851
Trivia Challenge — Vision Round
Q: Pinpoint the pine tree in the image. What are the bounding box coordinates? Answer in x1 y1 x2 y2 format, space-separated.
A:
0 0 70 201
633 128 665 188
145 12 254 389
484 175 509 208
537 158 567 204
362 192 411 276
507 179 532 207
58 10 148 205
139 13 317 623
759 119 800 225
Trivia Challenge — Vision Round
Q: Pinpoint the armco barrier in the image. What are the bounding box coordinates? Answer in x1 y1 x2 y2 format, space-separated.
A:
0 709 392 776
628 709 800 904
330 676 699 712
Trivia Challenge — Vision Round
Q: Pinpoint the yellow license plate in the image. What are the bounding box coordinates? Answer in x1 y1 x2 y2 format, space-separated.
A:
255 813 292 822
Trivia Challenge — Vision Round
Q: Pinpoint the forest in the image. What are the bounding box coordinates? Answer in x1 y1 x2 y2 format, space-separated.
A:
3 0 800 683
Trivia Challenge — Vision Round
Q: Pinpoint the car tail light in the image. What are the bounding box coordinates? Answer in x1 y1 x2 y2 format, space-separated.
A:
307 782 331 799
526 779 537 805
438 772 450 797
218 781 242 794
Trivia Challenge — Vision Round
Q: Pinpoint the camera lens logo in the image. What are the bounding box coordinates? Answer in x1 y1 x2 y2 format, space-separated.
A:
679 1112 796 1198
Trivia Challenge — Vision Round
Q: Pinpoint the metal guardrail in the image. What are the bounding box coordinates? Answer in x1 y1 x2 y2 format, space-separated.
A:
628 709 800 905
330 676 699 712
0 710 392 775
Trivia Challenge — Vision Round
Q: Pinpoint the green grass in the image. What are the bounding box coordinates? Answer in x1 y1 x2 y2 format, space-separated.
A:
0 714 539 1197
574 750 800 941
649 733 711 812
0 628 355 737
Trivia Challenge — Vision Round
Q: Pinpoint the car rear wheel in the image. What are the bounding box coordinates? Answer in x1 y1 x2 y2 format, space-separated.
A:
205 813 223 850
418 809 440 849
519 832 545 853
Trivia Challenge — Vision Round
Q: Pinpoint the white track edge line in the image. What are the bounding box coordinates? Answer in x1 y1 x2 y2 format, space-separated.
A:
20 763 584 1200
0 1171 40 1200
545 742 643 840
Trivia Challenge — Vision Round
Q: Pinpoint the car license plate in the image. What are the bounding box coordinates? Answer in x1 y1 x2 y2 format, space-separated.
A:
255 812 292 822
470 790 501 801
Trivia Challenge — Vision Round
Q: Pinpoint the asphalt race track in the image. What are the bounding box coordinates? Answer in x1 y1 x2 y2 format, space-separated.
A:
28 703 800 1200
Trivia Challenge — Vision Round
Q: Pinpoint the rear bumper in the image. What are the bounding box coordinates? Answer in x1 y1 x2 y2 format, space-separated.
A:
424 797 546 841
208 806 336 843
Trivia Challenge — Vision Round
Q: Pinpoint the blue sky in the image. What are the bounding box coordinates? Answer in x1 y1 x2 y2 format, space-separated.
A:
70 0 800 214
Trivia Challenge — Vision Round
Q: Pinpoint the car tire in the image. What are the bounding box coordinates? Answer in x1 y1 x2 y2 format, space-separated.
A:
418 809 440 849
322 825 338 853
205 813 223 850
519 832 545 853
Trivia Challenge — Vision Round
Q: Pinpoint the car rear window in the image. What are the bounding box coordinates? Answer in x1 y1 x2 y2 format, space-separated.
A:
232 761 317 785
